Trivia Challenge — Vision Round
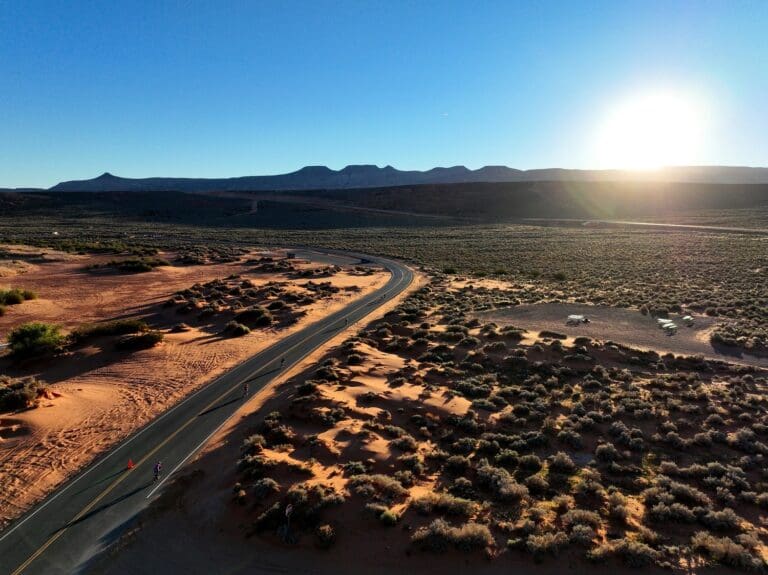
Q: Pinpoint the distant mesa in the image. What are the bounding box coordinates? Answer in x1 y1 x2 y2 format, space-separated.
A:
41 164 768 193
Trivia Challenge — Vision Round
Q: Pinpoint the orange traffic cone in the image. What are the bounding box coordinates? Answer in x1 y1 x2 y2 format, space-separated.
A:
127 459 135 470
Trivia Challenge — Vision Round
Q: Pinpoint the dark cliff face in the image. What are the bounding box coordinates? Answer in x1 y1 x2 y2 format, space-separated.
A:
49 165 768 192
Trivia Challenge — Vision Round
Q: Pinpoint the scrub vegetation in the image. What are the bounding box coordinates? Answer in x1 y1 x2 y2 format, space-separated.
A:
231 278 768 571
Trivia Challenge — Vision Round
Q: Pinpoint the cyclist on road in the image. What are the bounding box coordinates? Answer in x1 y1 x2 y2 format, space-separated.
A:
280 357 286 369
153 461 163 482
242 381 250 399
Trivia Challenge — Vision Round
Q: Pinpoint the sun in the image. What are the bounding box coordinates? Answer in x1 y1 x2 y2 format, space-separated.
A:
593 90 707 170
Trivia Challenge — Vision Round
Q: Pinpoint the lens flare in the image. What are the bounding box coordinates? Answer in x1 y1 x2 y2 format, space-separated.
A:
593 90 708 170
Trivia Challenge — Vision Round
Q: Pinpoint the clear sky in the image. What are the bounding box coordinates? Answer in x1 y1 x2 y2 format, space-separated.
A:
1 0 767 187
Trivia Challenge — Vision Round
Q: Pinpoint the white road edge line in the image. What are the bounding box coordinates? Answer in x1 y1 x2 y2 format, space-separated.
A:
144 275 405 499
0 251 406 543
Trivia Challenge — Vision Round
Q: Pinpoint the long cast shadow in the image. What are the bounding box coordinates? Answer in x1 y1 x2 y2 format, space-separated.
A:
243 366 282 383
50 483 152 535
70 469 127 497
197 397 241 417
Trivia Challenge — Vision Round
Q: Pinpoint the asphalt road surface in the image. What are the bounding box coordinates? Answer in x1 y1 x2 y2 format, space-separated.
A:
520 218 768 235
0 249 413 575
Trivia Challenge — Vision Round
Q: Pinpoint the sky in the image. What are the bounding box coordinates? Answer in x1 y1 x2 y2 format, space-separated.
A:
1 0 767 187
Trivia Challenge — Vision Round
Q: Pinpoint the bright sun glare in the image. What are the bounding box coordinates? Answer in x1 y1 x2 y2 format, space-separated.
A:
594 91 707 170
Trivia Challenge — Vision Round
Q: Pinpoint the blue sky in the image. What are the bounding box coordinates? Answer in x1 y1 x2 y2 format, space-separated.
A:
1 1 767 187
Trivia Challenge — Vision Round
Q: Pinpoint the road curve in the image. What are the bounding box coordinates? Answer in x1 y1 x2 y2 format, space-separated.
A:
0 249 413 575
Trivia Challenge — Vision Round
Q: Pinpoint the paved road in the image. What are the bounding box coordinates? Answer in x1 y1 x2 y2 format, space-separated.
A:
0 250 413 575
520 217 768 235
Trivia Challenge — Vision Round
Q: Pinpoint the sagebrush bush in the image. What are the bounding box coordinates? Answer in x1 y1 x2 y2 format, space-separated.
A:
412 492 476 517
411 519 493 553
691 531 765 571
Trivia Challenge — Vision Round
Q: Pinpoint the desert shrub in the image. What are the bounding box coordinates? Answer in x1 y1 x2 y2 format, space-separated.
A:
549 451 577 474
518 454 543 474
445 455 471 474
525 474 549 495
648 502 696 523
237 454 276 480
241 434 266 454
608 491 629 523
450 437 477 455
412 492 476 517
449 477 476 499
8 322 65 358
348 474 407 502
285 483 344 527
390 434 418 452
0 375 47 411
539 330 567 340
562 509 602 530
252 477 280 501
70 319 149 343
379 508 400 526
552 494 575 513
242 493 278 526
266 299 286 310
224 321 251 336
699 507 743 531
96 256 170 273
494 449 519 468
0 288 36 305
595 443 621 462
570 524 596 546
526 532 569 558
236 305 273 327
115 330 164 350
476 464 529 502
691 531 765 571
411 519 493 553
315 524 336 549
755 492 768 509
589 538 660 567
342 460 367 476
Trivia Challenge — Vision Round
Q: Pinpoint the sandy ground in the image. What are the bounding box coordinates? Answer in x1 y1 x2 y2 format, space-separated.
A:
86 272 435 575
0 246 388 529
481 302 768 368
87 274 762 575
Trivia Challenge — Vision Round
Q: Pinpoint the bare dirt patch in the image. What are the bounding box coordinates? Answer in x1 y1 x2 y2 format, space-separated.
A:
481 303 767 367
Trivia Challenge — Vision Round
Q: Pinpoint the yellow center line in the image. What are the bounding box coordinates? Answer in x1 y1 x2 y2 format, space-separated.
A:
11 272 408 574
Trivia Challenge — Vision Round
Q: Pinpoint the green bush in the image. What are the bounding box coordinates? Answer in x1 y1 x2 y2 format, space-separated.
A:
70 319 149 343
0 288 36 306
8 322 65 358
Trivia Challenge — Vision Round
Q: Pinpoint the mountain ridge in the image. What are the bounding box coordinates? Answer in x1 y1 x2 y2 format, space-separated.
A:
38 164 768 192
